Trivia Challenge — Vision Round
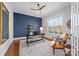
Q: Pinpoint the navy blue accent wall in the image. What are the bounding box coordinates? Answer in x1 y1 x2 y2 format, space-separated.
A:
14 12 42 38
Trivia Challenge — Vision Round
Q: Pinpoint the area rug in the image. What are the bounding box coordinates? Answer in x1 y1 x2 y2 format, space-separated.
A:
19 39 66 56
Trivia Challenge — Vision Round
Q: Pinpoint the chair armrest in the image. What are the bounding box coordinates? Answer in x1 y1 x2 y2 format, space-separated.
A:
50 41 56 46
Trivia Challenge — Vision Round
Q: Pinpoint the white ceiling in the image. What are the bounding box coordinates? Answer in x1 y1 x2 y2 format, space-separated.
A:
8 2 70 18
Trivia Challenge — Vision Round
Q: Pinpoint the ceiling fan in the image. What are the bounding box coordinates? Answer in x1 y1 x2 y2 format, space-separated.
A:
30 3 46 14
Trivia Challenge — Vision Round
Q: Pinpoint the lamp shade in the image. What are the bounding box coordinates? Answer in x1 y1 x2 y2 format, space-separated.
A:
40 27 43 31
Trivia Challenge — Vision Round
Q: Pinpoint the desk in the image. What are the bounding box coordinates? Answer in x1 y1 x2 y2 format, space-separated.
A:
26 33 45 47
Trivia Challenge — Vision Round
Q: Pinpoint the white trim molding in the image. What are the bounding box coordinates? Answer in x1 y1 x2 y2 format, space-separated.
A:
0 39 13 56
13 37 26 40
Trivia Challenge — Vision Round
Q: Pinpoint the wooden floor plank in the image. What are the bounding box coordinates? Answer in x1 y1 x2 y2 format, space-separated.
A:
5 40 20 56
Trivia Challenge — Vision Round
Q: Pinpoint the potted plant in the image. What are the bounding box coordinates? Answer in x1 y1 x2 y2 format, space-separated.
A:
26 24 34 35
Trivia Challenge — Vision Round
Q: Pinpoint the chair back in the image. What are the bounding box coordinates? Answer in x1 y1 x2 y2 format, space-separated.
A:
62 33 70 44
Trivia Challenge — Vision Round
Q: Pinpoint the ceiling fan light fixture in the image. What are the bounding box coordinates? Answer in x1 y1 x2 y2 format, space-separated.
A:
37 10 41 13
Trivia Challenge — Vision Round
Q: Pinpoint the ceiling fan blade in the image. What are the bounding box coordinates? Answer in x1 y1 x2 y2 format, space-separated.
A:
30 8 39 10
39 5 46 10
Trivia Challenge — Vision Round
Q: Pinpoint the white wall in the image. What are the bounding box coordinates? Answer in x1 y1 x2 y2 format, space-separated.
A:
0 2 13 56
42 4 71 37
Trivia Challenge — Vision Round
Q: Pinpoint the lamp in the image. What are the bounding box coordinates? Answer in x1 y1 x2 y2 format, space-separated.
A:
37 10 41 14
40 27 43 33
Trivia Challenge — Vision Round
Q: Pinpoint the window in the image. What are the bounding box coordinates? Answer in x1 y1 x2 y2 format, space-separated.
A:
47 15 63 34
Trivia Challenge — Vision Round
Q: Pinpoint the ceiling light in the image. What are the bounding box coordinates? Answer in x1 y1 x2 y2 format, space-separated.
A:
37 10 41 13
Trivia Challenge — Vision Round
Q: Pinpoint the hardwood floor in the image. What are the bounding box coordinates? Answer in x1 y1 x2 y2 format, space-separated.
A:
5 40 20 56
4 38 51 56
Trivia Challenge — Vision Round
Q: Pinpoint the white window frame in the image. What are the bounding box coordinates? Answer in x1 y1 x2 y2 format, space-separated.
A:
47 14 63 35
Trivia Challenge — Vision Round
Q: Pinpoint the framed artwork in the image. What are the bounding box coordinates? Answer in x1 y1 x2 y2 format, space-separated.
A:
67 19 71 29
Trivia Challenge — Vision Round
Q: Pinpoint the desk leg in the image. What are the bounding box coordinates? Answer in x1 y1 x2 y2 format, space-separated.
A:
26 36 29 47
43 38 45 42
42 35 45 42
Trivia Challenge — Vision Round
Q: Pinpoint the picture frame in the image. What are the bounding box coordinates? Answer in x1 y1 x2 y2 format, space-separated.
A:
67 19 71 29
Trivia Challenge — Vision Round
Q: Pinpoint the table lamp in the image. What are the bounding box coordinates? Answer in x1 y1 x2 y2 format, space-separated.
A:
40 27 43 33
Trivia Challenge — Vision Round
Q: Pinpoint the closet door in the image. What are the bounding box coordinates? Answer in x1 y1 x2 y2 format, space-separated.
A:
71 2 79 56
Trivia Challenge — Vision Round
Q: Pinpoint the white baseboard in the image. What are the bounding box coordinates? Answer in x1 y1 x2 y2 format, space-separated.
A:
13 37 26 40
0 39 13 56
